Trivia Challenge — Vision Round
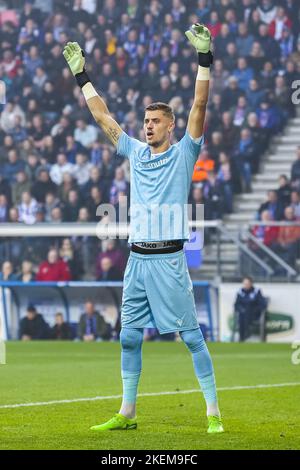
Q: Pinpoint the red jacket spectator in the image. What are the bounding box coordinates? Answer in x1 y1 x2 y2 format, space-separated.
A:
269 10 292 40
252 225 279 247
36 249 71 281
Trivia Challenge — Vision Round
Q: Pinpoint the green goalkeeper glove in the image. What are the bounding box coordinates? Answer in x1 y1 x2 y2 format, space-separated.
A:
63 42 90 88
185 23 213 67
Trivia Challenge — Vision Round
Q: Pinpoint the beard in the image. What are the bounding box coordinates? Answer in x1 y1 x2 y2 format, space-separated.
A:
147 136 166 148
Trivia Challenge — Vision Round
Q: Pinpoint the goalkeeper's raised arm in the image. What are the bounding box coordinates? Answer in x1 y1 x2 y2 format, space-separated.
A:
185 24 213 139
63 42 122 147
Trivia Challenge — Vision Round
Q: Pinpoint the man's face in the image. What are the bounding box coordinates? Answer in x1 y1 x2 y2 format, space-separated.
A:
2 262 12 276
22 192 31 204
243 279 252 290
48 250 58 264
55 314 63 325
143 110 174 148
27 311 36 321
285 207 294 220
8 151 17 163
101 257 112 273
85 302 94 316
40 171 49 182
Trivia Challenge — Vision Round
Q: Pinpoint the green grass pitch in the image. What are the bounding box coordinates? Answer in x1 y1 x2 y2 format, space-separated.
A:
0 341 299 450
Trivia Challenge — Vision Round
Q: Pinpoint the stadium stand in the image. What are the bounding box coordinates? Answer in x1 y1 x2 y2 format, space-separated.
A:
0 0 299 280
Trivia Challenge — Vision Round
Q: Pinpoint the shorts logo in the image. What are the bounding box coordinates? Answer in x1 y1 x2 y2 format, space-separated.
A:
176 319 183 327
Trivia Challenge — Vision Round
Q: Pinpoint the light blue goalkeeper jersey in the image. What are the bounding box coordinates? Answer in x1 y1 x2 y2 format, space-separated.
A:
117 131 203 243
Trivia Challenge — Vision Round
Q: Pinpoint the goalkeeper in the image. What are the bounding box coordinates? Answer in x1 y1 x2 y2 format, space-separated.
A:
63 24 224 434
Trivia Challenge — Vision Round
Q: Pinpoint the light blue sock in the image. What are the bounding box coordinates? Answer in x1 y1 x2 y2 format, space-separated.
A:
120 328 143 414
180 328 219 415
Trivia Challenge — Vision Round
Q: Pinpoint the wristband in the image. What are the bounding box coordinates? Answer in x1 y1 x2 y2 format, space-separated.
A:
197 66 210 81
82 82 99 101
75 69 91 88
198 51 213 68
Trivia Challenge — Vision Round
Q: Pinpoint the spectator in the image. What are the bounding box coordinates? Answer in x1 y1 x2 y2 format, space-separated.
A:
258 190 284 221
50 153 74 186
246 112 268 171
219 111 239 153
86 186 103 221
291 146 300 191
17 259 35 282
63 135 85 164
290 191 300 220
233 128 256 192
272 206 300 267
50 312 73 340
202 171 225 219
246 79 265 111
57 172 77 204
96 239 126 280
98 256 122 281
223 42 238 71
109 166 129 206
82 166 103 197
257 22 280 64
0 102 26 134
252 210 279 248
0 194 9 223
44 192 60 222
217 152 233 213
11 170 31 205
59 238 83 280
19 305 49 341
247 41 265 75
0 261 17 281
3 149 26 184
78 300 111 341
50 206 63 223
36 248 71 281
18 191 39 225
232 95 250 127
277 174 292 209
74 119 98 148
31 168 57 203
233 57 253 92
0 174 11 203
222 76 243 109
63 189 81 222
234 276 267 341
192 149 214 183
10 115 28 143
73 152 93 187
236 22 254 57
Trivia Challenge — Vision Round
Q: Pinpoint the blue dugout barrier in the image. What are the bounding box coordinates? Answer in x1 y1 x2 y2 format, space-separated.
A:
0 281 218 341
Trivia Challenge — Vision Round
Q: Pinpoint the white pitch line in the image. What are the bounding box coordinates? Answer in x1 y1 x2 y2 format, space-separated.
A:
0 382 300 410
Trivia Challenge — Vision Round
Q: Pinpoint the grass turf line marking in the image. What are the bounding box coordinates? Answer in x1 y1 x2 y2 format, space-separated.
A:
1 382 300 410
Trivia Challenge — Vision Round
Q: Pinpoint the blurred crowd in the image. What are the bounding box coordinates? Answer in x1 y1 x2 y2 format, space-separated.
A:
251 145 300 269
0 0 299 280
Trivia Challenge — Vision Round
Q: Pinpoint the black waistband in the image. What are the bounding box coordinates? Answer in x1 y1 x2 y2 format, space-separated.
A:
131 240 184 255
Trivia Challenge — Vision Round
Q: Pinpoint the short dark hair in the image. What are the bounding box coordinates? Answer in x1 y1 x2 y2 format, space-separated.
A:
243 276 253 284
145 102 175 121
27 305 36 313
